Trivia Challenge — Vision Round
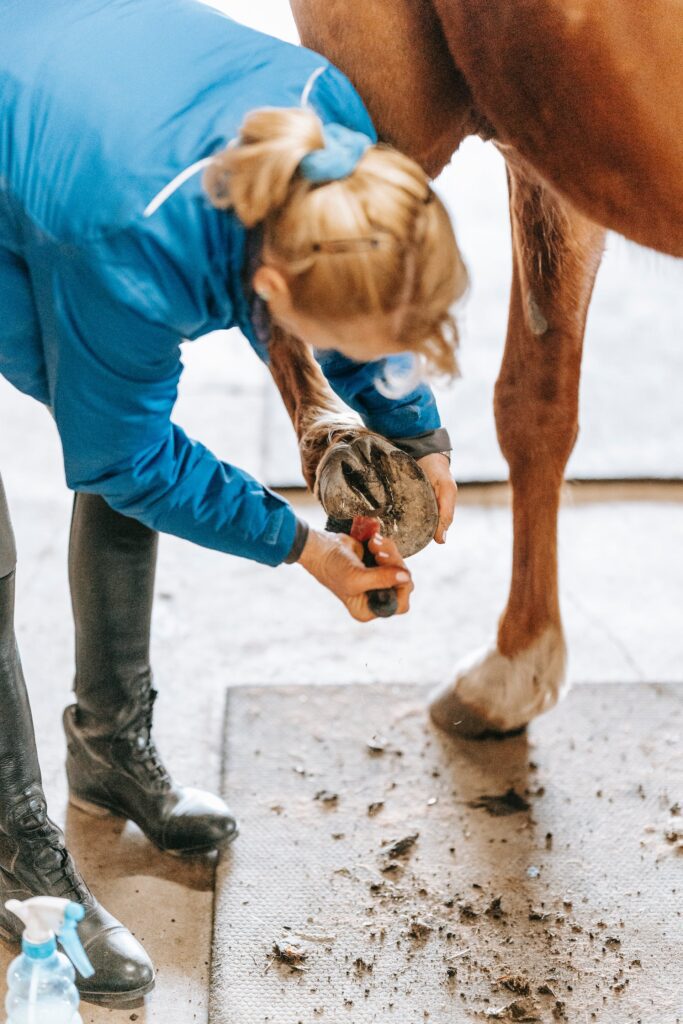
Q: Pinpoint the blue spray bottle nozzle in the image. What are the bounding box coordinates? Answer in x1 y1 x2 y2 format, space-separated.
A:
6 896 95 977
5 897 95 1023
58 903 94 979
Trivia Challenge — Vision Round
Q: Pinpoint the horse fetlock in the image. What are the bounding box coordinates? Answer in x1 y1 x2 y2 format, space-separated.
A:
429 626 568 738
298 419 370 489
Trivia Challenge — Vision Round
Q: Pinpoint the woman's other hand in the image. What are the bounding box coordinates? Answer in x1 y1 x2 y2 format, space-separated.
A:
417 452 457 544
297 529 413 622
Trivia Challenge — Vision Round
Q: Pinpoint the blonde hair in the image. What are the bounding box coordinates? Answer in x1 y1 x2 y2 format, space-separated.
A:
204 107 467 377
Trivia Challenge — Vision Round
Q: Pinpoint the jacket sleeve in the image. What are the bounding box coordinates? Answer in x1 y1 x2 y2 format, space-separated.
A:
313 350 450 449
46 260 298 566
245 322 452 458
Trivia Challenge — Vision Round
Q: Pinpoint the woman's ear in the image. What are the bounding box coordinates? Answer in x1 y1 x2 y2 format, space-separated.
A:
252 265 290 306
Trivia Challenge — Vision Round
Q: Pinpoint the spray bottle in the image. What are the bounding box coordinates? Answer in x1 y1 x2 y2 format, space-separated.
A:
4 897 94 1024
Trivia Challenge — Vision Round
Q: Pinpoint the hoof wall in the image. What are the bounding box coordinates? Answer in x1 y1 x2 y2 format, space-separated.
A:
429 687 527 740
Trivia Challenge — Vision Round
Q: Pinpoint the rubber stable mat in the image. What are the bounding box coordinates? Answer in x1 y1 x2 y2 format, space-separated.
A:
211 683 683 1023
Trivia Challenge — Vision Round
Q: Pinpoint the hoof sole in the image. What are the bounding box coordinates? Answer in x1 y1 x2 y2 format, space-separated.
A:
317 434 439 557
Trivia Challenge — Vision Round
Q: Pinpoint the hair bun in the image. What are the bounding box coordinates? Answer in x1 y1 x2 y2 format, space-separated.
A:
204 107 325 226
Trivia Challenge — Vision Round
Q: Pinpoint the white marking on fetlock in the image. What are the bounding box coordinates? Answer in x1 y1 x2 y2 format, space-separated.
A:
434 626 568 734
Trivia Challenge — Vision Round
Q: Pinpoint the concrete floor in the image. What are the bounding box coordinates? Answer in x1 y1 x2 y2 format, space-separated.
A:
1 362 682 1021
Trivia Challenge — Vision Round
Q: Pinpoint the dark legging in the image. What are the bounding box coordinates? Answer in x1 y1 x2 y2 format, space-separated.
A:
0 473 16 580
0 473 158 753
0 471 43 811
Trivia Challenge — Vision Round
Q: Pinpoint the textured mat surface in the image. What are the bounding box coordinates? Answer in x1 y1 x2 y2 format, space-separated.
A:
212 683 682 1023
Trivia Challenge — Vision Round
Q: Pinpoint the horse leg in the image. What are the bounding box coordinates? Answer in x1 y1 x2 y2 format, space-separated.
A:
266 328 439 555
266 325 367 490
430 160 605 736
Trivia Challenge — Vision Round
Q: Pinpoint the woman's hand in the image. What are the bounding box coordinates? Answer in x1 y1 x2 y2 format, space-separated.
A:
417 452 457 544
297 529 414 622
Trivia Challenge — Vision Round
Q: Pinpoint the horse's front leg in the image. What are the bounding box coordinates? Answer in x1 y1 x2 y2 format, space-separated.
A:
267 326 366 490
431 159 605 737
267 327 439 555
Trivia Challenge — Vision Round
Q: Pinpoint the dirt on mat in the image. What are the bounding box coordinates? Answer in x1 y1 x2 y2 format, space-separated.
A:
214 683 683 1023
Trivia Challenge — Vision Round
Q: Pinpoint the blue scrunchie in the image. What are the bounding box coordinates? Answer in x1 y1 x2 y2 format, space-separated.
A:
299 122 372 183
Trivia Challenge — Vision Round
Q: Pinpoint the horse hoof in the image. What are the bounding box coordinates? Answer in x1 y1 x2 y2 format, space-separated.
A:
316 433 438 557
429 627 568 738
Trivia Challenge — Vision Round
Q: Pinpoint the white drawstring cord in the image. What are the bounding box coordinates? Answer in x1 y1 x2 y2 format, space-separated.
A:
300 64 326 108
143 63 327 218
143 155 215 218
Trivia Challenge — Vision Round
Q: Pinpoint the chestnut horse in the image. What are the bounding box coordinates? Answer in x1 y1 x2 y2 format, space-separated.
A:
267 0 683 736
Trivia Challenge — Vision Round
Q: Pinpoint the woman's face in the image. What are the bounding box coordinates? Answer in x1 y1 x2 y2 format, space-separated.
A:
253 264 406 363
274 304 406 363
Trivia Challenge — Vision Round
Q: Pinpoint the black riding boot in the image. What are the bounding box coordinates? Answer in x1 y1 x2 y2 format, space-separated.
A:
0 571 154 1004
64 493 237 855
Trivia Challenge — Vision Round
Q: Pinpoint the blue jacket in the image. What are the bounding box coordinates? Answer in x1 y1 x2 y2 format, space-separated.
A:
0 0 442 565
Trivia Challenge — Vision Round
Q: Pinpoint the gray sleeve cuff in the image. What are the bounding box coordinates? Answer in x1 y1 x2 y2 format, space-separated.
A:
283 518 310 564
390 427 452 461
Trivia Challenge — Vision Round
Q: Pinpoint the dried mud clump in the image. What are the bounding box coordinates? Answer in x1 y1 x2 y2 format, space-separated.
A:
481 999 541 1021
270 943 308 972
383 833 420 858
467 789 531 817
498 974 531 996
314 789 339 805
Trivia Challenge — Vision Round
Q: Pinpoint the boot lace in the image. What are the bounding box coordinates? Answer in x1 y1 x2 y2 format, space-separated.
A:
124 687 172 791
9 789 89 903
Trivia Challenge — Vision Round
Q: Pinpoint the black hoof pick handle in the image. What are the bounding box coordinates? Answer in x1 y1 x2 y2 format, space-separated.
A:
326 515 399 618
